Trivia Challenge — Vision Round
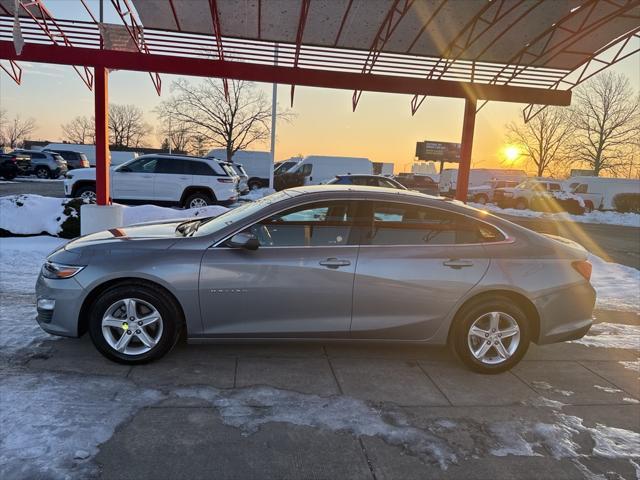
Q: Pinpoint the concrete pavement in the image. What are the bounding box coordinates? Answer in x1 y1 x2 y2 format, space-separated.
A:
12 309 639 480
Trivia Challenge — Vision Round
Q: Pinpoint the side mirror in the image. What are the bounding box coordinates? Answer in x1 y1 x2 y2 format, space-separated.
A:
227 232 259 250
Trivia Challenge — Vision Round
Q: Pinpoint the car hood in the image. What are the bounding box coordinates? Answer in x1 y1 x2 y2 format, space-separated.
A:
64 221 184 251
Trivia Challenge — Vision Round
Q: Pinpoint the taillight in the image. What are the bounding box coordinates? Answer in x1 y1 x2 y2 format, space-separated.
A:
217 177 234 183
573 260 592 281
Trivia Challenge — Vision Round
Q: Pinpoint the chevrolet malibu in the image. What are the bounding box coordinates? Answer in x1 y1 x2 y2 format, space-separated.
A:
35 186 596 373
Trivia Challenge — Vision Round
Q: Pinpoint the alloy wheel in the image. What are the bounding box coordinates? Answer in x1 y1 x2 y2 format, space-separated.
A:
189 197 208 208
101 298 164 356
80 190 97 202
467 311 520 365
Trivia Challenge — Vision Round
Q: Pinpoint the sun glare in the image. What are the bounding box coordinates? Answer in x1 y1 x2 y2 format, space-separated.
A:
502 145 521 164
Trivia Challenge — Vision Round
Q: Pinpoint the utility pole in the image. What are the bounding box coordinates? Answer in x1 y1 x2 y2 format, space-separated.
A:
269 44 278 190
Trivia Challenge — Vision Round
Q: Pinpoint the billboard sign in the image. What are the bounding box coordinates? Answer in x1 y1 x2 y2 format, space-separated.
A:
415 141 461 163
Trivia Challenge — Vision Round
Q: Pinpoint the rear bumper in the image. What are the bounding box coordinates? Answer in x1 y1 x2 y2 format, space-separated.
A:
534 281 596 345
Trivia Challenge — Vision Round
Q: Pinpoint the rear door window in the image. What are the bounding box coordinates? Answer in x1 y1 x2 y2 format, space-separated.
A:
363 202 504 245
187 161 216 176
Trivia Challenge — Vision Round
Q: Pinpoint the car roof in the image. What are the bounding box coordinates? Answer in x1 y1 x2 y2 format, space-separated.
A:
137 153 215 161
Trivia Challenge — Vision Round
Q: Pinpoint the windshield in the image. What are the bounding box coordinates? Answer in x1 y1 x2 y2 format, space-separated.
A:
190 191 291 237
274 161 297 174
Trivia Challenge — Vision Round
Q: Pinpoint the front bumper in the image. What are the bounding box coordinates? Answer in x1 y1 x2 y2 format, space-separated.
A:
534 281 596 345
35 273 85 338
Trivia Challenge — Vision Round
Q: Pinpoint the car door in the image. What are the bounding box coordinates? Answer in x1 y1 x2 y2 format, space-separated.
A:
111 156 157 201
154 158 191 203
351 201 492 340
198 200 361 337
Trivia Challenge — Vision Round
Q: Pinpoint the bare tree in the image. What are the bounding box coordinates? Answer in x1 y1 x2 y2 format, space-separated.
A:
156 117 193 153
505 107 573 177
0 108 7 146
1 113 37 148
569 72 640 176
156 79 291 161
109 104 152 148
61 115 95 144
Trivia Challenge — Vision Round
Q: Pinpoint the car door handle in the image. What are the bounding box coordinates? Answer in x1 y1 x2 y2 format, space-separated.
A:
179 176 190 180
319 258 351 268
443 259 474 269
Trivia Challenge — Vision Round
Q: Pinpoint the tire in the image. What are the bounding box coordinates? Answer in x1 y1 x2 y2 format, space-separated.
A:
248 179 263 191
2 172 16 180
514 198 528 210
474 194 488 205
584 201 594 214
88 282 182 365
76 184 97 203
35 166 51 179
183 191 214 209
449 295 530 374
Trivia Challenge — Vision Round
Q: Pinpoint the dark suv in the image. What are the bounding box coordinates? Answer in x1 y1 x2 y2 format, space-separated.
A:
44 149 90 170
11 149 68 179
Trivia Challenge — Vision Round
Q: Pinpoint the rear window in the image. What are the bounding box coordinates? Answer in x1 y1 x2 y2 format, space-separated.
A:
188 160 215 176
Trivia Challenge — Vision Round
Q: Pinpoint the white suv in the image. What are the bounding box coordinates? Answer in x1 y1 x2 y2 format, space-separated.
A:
64 154 239 207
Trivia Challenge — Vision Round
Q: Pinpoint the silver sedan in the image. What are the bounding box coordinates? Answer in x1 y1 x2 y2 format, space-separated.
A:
35 186 596 373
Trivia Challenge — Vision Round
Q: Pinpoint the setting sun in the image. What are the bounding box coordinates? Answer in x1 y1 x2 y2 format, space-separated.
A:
502 145 521 164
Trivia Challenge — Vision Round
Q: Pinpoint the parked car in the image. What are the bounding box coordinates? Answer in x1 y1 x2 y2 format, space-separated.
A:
275 155 372 190
64 154 238 207
44 149 90 170
11 149 68 179
206 149 272 190
565 176 640 211
468 180 521 205
496 179 584 214
394 173 440 195
36 185 595 373
0 153 20 180
274 158 301 175
439 168 527 196
42 143 140 166
220 161 249 194
327 174 407 189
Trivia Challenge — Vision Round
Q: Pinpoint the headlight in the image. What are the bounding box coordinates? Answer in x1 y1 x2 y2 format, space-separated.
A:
41 261 85 279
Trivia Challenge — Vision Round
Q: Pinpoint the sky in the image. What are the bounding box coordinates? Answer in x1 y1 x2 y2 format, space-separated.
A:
0 1 639 174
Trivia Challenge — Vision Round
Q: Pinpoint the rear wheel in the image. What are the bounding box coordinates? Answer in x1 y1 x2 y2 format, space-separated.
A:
450 296 530 374
88 283 182 364
2 172 16 180
35 166 51 179
248 179 263 191
584 201 594 213
474 194 488 205
183 192 214 209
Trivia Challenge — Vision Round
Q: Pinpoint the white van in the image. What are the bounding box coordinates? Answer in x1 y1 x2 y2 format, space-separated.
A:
565 176 640 210
206 149 272 190
373 162 394 176
439 168 527 195
286 155 372 185
41 143 139 166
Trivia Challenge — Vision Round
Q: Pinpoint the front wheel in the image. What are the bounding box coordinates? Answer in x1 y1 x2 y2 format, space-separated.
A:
450 296 530 374
88 283 182 364
76 185 97 203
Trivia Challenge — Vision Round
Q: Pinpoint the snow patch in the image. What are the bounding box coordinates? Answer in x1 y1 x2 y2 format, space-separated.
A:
0 372 164 480
619 359 640 373
589 254 640 312
593 385 623 394
572 323 640 350
0 195 67 235
175 385 458 469
240 188 275 202
623 397 640 404
531 381 574 397
469 202 640 227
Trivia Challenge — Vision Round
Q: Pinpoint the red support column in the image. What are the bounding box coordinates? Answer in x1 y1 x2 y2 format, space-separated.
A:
455 96 477 202
94 65 110 205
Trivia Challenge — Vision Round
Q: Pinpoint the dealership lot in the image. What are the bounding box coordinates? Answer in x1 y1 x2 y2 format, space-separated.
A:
1 227 638 480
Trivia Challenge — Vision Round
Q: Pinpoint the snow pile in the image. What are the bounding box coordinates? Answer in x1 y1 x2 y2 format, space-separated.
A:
0 195 67 236
589 254 640 312
469 201 640 227
0 194 229 237
572 322 640 350
121 204 228 225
